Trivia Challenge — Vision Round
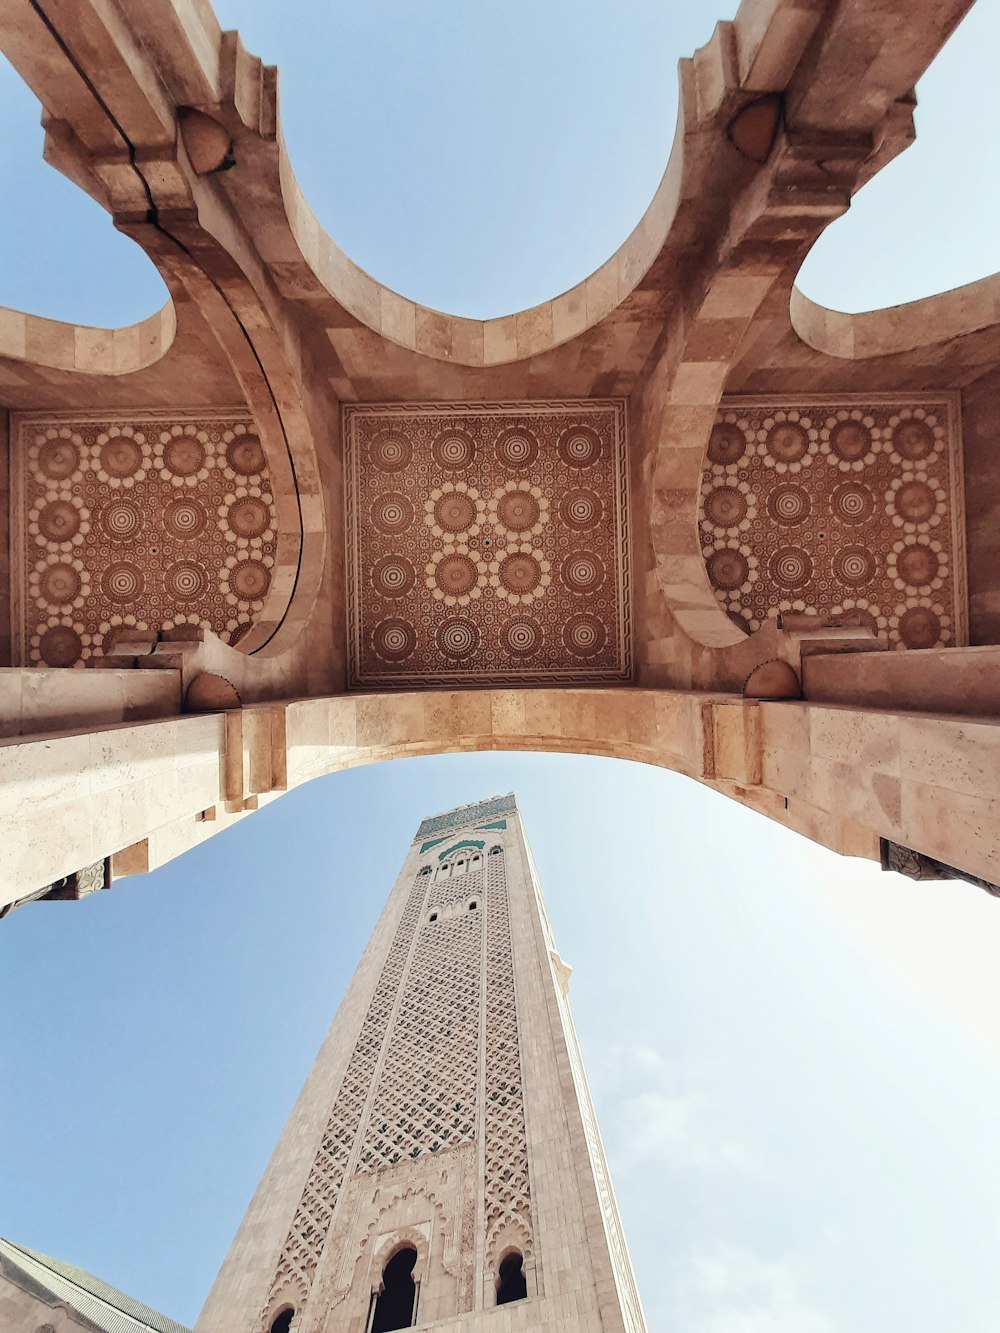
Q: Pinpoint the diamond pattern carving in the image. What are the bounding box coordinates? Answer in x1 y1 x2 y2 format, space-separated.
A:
344 402 631 686
357 869 483 1172
261 872 427 1320
700 398 966 647
12 412 276 664
484 847 533 1263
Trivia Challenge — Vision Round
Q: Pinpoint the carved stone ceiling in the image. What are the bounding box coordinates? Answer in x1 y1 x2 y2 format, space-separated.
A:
701 397 967 649
12 412 276 666
344 402 631 687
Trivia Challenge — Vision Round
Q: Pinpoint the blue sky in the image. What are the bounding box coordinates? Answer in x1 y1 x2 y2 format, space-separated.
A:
3 2 1000 1331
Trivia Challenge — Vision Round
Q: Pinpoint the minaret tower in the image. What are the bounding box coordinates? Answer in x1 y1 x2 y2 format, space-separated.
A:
196 795 646 1333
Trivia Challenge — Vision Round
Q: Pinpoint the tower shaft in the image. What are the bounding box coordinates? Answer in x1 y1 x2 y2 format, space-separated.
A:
196 795 644 1333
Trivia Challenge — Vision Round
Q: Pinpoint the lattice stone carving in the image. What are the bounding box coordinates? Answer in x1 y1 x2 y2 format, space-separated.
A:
260 873 428 1322
358 874 483 1172
700 397 967 647
484 847 533 1263
344 402 631 687
12 412 276 664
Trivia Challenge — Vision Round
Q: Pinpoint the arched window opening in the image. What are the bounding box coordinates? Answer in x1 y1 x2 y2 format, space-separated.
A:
468 900 478 912
437 862 451 880
489 845 502 856
429 912 438 922
418 866 431 876
455 858 466 876
370 1246 418 1332
269 1309 295 1333
496 1251 527 1305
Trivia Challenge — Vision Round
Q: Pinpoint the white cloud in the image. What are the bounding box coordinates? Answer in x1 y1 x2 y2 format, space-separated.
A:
595 1045 759 1175
669 1243 838 1333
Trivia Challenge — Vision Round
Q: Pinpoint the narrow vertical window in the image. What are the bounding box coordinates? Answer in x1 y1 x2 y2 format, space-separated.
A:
496 1251 527 1305
370 1246 418 1332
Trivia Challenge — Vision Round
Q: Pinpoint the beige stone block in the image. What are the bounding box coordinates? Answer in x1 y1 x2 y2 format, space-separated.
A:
491 691 526 739
422 691 492 744
808 705 900 775
379 289 417 350
900 779 1000 884
483 315 518 365
898 714 1000 801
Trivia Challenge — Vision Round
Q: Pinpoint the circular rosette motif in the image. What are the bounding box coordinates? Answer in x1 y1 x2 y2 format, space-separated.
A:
29 557 89 611
832 546 877 588
488 481 548 540
501 616 543 658
371 554 416 599
424 481 485 539
819 409 880 472
887 410 943 466
31 616 85 668
370 492 415 536
706 547 751 593
154 427 213 487
431 427 476 471
367 429 412 473
560 550 606 596
163 560 209 603
708 415 751 469
160 612 210 637
101 562 145 605
96 613 149 658
829 480 876 526
220 490 273 544
889 598 950 650
31 428 81 482
93 427 149 488
769 546 813 591
425 546 484 606
99 498 144 543
489 546 551 604
887 473 945 532
29 494 88 551
436 617 481 661
559 488 603 532
557 424 603 470
888 539 947 592
164 497 210 542
703 481 755 533
222 426 266 479
372 617 417 663
495 426 539 470
224 557 272 605
562 613 607 659
765 483 810 527
756 410 816 473
829 599 888 637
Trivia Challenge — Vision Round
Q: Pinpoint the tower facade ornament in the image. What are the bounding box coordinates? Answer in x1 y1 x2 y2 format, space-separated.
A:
195 796 645 1333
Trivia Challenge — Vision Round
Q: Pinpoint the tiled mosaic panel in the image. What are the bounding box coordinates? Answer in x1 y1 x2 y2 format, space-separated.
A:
700 400 964 649
15 414 276 666
344 402 631 686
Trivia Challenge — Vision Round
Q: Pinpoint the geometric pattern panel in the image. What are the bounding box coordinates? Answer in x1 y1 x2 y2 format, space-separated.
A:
12 412 275 666
357 884 483 1173
262 872 429 1320
483 845 533 1265
701 397 967 649
344 401 631 687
